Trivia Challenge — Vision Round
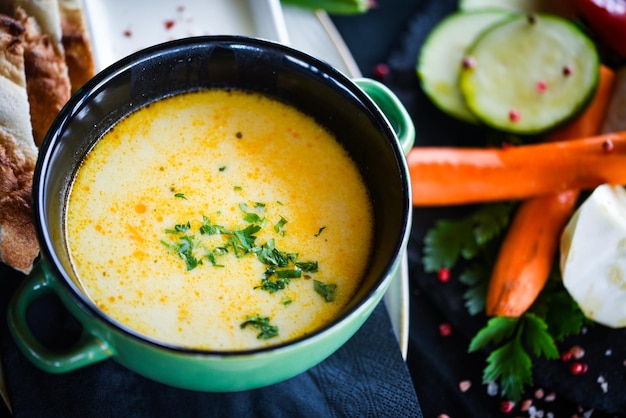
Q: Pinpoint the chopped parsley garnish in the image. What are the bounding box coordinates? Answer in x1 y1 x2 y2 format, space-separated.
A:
199 216 227 236
219 166 226 172
174 192 187 199
240 315 278 339
255 275 291 293
165 221 191 234
274 216 288 236
295 261 318 272
161 201 326 299
160 234 202 271
240 202 265 224
422 203 586 401
314 280 336 302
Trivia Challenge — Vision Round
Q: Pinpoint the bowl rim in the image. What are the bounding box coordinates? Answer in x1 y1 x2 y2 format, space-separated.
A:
33 35 413 357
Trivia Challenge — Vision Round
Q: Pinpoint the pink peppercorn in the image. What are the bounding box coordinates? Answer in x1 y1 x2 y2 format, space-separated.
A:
439 323 452 337
560 351 573 362
373 63 390 80
603 139 614 152
563 65 573 76
570 362 588 375
437 267 450 283
536 80 548 93
500 400 515 413
462 56 476 69
509 109 521 122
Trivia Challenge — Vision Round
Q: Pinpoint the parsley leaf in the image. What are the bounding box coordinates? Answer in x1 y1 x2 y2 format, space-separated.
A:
469 313 559 401
483 338 532 402
458 262 489 315
469 316 518 352
424 202 586 402
274 216 288 236
163 201 320 297
523 313 559 359
255 275 291 293
422 203 514 272
314 280 336 302
240 315 279 339
295 261 318 273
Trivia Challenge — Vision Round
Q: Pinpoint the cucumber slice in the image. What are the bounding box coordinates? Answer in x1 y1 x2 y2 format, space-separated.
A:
459 14 599 134
417 10 512 123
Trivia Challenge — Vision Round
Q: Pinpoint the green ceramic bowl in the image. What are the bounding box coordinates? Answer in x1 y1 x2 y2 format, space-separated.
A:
7 36 414 392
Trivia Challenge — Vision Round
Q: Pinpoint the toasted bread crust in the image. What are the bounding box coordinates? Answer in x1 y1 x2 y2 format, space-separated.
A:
0 14 38 274
17 6 70 147
59 0 94 93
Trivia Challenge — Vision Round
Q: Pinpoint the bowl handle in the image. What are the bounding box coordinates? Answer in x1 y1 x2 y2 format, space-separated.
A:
354 78 415 155
7 261 113 373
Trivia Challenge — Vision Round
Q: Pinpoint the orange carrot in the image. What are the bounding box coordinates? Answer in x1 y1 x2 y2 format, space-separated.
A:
408 131 626 205
410 67 617 207
486 66 615 317
547 66 615 142
485 190 580 316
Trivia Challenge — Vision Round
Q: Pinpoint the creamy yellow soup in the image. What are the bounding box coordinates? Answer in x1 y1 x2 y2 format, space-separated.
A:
66 89 374 350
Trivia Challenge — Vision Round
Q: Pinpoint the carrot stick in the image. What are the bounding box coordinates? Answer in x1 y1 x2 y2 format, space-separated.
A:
485 190 580 316
546 66 615 141
408 131 626 205
410 68 618 207
486 66 615 317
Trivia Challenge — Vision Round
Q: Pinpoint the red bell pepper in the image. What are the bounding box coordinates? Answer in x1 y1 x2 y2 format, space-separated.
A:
573 0 626 58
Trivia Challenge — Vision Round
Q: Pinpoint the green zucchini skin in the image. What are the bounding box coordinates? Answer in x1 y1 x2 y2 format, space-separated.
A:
417 10 512 124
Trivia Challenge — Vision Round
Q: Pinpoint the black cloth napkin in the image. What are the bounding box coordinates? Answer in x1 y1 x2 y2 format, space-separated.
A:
0 263 421 417
332 1 626 417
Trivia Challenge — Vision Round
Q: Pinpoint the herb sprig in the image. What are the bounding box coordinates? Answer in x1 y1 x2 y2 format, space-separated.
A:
422 203 586 401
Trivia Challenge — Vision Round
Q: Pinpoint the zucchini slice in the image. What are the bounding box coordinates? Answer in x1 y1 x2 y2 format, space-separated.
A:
417 10 512 123
459 13 599 134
